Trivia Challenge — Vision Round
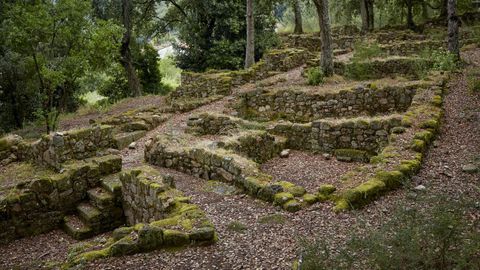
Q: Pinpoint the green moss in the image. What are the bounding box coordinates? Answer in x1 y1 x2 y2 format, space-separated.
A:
411 139 426 152
73 248 111 264
163 229 190 247
333 199 350 212
243 176 268 196
414 130 434 143
258 213 286 224
227 221 248 233
343 179 386 207
274 192 294 205
419 119 440 130
302 193 318 205
317 184 336 195
395 159 422 177
334 149 370 162
431 95 443 107
374 170 405 189
275 181 306 197
283 199 302 212
391 126 406 134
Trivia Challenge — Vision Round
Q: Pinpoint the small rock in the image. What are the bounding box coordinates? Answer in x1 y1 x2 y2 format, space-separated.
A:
280 149 290 158
128 142 137 149
322 153 332 160
462 164 478 174
89 118 96 124
414 185 426 191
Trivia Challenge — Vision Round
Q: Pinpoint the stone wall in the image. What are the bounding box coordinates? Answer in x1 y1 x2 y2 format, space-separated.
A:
169 49 310 100
280 34 356 52
221 131 286 164
144 135 312 212
236 84 416 122
0 125 116 170
30 125 115 170
268 115 402 153
170 72 233 99
120 167 177 225
0 155 122 243
186 113 264 135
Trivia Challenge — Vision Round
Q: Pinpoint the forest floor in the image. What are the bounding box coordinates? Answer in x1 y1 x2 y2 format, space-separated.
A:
0 49 479 270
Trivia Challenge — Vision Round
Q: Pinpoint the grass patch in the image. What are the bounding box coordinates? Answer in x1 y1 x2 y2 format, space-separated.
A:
159 56 181 89
467 68 480 93
306 68 325 86
258 213 287 225
227 221 248 233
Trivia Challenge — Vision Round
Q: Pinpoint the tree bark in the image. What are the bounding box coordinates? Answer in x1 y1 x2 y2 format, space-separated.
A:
447 0 460 59
121 0 142 97
244 0 255 69
313 0 333 76
367 0 374 31
406 0 416 30
360 0 369 32
360 0 374 33
293 0 303 34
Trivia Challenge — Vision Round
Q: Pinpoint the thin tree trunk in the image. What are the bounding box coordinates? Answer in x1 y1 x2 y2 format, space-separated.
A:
313 0 334 76
245 0 255 69
293 0 303 34
367 0 374 31
360 0 369 33
121 0 142 97
447 0 460 59
406 0 416 30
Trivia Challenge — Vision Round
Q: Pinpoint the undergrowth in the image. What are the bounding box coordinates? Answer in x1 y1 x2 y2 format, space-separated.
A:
298 195 480 270
306 68 325 85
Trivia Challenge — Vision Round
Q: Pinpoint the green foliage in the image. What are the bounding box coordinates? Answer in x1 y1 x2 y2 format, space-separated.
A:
467 68 480 93
0 0 122 133
306 68 325 85
425 49 458 72
352 42 384 62
300 195 480 270
169 0 279 71
158 56 182 89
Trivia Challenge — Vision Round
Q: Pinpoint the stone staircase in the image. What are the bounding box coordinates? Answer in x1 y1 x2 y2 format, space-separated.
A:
63 175 125 240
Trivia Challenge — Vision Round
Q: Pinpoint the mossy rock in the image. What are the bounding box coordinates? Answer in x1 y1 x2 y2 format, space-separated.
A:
302 193 318 205
395 159 422 177
163 229 190 247
189 227 215 242
419 119 440 130
283 199 302 212
318 184 336 195
414 130 434 144
333 199 350 212
274 192 294 205
275 181 306 197
343 179 386 207
411 139 426 152
334 149 370 162
243 177 267 196
72 248 111 265
112 226 134 241
137 225 164 251
374 170 405 189
110 236 139 256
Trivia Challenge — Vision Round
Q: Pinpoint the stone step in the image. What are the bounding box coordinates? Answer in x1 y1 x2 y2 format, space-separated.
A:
63 215 93 240
87 187 115 210
113 130 147 149
77 202 102 225
101 174 123 198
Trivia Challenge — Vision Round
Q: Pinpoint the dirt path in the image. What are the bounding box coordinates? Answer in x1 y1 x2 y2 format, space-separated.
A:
1 50 479 270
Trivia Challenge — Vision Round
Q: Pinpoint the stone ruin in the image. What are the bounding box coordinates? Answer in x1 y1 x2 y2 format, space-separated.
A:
1 22 478 267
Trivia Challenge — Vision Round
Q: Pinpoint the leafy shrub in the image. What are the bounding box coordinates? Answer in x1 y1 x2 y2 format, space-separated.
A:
421 49 458 72
306 68 325 85
299 195 480 270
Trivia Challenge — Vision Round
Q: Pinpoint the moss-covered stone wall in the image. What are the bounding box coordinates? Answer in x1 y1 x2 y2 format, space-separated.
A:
236 83 416 122
0 155 122 243
268 115 402 154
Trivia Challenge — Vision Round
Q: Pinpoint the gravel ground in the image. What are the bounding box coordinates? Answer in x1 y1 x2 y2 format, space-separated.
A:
1 49 479 270
261 150 363 192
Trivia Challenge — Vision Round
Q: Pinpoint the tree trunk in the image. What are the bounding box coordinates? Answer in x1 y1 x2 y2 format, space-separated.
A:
245 0 255 69
447 0 460 59
360 0 369 33
121 0 142 97
367 0 374 31
406 0 416 30
313 0 334 76
293 0 303 34
360 0 374 32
